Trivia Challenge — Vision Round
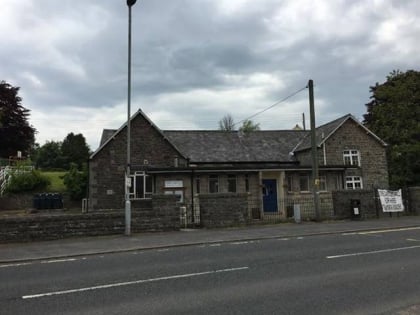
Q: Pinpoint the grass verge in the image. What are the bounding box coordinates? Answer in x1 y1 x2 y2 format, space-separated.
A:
42 171 67 192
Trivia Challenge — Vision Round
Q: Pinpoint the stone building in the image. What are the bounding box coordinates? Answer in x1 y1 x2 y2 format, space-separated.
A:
88 109 388 219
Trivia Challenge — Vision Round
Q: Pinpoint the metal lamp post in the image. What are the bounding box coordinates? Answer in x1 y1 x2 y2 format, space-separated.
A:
125 0 137 236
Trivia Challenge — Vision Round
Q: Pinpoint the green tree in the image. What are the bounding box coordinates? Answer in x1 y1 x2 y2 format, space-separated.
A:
0 81 36 158
363 70 420 188
63 163 88 200
61 132 90 170
239 119 260 133
34 141 65 170
218 114 235 131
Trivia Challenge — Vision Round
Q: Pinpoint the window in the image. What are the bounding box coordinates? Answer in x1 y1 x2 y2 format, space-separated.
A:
286 175 293 192
129 172 153 199
346 176 363 190
299 175 310 192
164 180 184 202
227 174 237 193
195 176 200 194
319 175 327 191
245 174 250 192
343 150 360 166
209 175 219 193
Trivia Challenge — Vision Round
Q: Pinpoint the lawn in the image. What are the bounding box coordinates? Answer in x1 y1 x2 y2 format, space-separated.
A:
42 171 67 192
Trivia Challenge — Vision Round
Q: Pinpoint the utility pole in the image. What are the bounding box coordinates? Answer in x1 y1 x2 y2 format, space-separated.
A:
125 0 137 236
308 79 321 221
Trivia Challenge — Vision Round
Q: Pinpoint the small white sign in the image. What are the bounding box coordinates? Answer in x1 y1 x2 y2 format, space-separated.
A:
164 180 183 188
378 189 404 212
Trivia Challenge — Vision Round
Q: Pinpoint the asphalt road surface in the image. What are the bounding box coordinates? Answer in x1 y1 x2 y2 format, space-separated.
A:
1 227 420 314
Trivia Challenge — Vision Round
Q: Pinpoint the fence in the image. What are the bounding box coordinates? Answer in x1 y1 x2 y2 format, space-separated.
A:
247 193 334 223
178 193 334 227
0 166 11 196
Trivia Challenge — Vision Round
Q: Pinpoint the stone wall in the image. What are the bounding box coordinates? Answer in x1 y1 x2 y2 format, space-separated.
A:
89 112 187 210
199 193 249 228
0 195 179 242
295 119 389 190
332 190 379 219
407 187 420 214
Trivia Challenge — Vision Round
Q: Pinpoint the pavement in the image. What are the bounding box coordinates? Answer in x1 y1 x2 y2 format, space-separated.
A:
1 215 420 264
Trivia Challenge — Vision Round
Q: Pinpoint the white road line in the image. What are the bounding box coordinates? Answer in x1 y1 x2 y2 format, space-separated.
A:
359 227 420 234
1 257 86 269
326 245 420 259
22 266 249 300
0 262 32 268
407 238 420 242
41 258 77 264
231 241 249 245
209 243 221 247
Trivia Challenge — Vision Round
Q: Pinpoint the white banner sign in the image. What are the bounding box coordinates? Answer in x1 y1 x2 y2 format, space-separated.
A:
378 189 404 212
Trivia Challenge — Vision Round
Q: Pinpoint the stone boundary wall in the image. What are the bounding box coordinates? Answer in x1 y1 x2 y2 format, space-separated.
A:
407 187 420 214
199 193 249 228
332 190 379 219
0 195 179 242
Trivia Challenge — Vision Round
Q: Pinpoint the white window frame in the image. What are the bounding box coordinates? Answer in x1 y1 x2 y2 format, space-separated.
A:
345 176 363 190
129 172 153 200
343 150 360 166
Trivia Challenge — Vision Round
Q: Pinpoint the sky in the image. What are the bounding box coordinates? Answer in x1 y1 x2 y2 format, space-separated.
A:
2 0 419 150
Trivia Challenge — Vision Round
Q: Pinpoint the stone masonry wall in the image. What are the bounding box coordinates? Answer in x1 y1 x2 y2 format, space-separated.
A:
89 112 186 210
295 119 389 190
199 193 249 228
332 190 379 219
323 119 388 189
407 187 420 214
0 195 179 242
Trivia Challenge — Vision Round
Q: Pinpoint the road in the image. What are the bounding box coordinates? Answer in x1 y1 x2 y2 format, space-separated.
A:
1 227 420 314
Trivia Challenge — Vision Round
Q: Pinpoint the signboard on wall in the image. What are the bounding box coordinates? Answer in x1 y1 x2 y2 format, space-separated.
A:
378 189 404 212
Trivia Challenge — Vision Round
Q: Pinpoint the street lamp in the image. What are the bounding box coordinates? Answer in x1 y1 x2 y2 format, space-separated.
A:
125 0 137 236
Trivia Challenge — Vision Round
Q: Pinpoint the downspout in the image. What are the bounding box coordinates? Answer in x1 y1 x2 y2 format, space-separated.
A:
190 169 194 224
86 158 90 212
322 132 327 166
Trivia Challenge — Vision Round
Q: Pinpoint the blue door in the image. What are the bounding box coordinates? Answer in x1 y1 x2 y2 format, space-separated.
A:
262 179 278 212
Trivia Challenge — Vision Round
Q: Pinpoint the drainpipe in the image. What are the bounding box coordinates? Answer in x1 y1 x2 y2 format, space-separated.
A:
190 169 194 224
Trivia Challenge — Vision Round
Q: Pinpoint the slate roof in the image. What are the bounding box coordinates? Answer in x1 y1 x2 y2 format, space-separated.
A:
93 111 385 162
294 114 386 151
163 130 307 163
100 129 117 146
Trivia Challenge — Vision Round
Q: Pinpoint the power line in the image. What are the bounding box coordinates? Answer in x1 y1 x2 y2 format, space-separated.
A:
233 85 307 127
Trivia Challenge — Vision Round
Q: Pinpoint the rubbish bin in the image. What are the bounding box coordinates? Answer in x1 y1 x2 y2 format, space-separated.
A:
39 193 47 209
33 194 41 210
52 193 63 209
46 193 54 209
351 199 361 219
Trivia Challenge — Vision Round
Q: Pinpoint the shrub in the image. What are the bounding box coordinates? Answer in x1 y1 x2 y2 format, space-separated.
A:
5 170 50 193
63 163 88 200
